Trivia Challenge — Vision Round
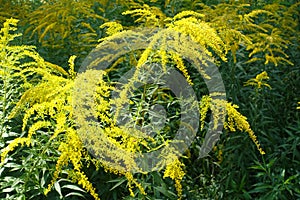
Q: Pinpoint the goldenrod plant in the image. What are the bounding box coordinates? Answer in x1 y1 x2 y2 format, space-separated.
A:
0 18 66 140
244 71 271 89
0 18 85 199
0 0 32 25
23 0 107 65
0 16 263 200
0 0 299 199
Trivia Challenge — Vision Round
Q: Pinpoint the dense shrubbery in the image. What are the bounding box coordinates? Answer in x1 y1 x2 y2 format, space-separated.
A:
0 0 299 199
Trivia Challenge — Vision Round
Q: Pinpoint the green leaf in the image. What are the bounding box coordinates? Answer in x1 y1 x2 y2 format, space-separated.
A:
154 186 177 198
54 181 63 199
65 192 86 198
2 187 15 193
108 177 127 191
62 184 86 193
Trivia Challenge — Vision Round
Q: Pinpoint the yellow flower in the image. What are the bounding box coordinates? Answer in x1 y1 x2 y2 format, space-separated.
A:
1 138 31 163
100 21 123 37
199 95 265 155
68 55 77 79
163 158 185 199
171 52 193 85
125 172 146 197
244 71 271 89
69 170 100 200
199 95 212 130
224 102 265 155
28 121 51 138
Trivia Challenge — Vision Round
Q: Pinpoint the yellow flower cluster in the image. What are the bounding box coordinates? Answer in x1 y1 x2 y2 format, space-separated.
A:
70 170 100 200
210 98 227 130
199 95 265 155
199 95 212 130
100 21 123 37
244 7 295 66
25 0 106 51
213 144 223 164
68 55 77 80
0 1 31 25
1 27 100 198
1 19 78 168
44 127 99 200
181 2 298 66
74 69 151 196
125 172 146 197
224 102 265 155
122 4 166 27
168 14 227 62
172 10 205 21
171 52 193 85
0 18 21 45
37 67 99 200
244 71 271 89
1 138 31 163
163 158 185 200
